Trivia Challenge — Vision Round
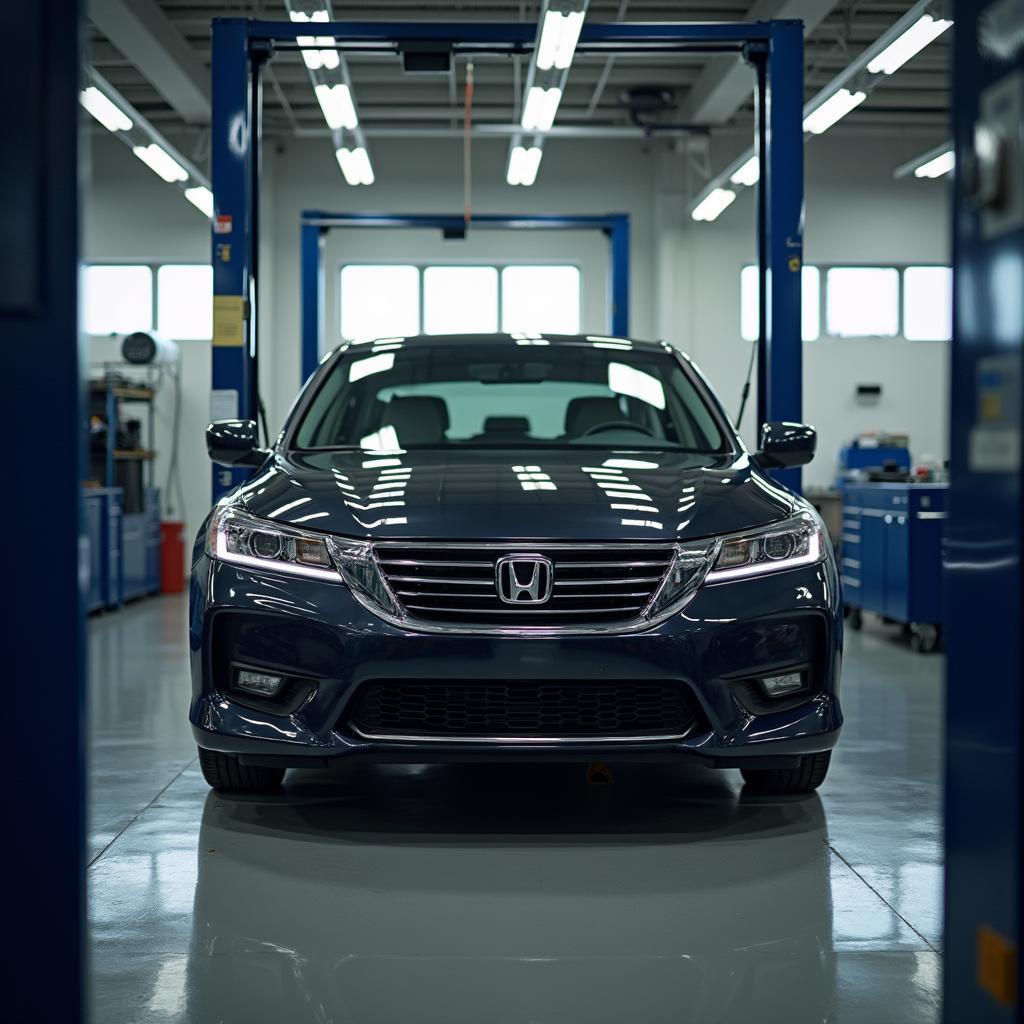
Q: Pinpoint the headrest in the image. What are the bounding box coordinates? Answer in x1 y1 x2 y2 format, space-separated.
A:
564 396 624 436
482 416 531 434
382 395 449 444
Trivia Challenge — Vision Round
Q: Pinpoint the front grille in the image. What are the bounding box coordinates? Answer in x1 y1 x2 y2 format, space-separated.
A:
346 680 701 740
374 543 675 627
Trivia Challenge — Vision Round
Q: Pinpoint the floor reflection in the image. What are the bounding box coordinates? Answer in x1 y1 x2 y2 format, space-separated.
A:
185 761 835 1024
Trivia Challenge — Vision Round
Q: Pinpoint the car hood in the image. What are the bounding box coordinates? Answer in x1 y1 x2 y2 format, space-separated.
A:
235 448 797 543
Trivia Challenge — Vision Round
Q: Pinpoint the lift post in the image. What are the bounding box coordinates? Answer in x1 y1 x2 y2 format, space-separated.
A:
210 17 805 500
298 211 631 383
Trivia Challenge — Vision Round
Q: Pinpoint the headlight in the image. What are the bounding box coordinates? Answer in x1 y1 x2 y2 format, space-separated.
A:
705 511 825 583
206 507 400 614
207 506 340 581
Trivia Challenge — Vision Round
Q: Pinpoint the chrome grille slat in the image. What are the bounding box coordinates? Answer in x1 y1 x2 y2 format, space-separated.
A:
552 560 669 569
402 603 646 616
375 541 677 628
378 559 494 568
554 576 663 586
386 575 493 585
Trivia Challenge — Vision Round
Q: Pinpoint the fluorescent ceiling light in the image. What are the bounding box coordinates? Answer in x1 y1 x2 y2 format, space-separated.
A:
132 143 188 183
290 9 339 71
315 83 358 130
536 9 585 71
730 155 759 187
335 146 374 186
802 88 867 134
184 186 214 217
691 188 736 222
521 86 562 132
915 149 955 178
867 14 953 75
506 145 543 186
80 86 132 132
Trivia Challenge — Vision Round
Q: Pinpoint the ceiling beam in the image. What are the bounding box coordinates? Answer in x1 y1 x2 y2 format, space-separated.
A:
89 0 210 123
679 0 841 124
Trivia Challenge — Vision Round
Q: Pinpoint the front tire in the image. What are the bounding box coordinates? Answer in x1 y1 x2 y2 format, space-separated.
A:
741 751 831 794
198 748 285 793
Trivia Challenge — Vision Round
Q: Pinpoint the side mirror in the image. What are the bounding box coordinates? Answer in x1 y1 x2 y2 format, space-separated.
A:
206 420 269 468
755 421 817 469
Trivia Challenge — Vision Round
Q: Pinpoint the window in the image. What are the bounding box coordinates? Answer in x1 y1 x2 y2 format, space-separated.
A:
423 266 499 334
294 342 727 453
740 265 821 341
83 265 153 334
156 265 213 340
826 267 900 338
501 265 581 334
340 265 419 341
903 266 952 341
339 263 581 341
739 263 952 342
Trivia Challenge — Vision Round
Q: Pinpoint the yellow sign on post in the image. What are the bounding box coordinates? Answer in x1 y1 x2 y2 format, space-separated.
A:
213 295 246 347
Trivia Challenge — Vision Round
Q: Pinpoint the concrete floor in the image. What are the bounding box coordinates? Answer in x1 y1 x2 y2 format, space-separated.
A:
89 594 943 1023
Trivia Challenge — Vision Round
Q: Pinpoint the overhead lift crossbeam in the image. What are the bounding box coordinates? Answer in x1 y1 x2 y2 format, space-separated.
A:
210 18 805 499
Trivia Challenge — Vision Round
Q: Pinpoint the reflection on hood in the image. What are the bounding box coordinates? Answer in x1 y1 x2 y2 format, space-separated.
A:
235 448 797 542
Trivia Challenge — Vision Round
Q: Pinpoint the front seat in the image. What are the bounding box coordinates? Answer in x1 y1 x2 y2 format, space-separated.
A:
564 396 625 437
382 395 450 445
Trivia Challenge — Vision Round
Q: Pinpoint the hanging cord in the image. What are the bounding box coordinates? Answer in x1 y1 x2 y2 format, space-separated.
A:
735 333 758 430
258 394 270 448
163 363 187 522
463 60 474 225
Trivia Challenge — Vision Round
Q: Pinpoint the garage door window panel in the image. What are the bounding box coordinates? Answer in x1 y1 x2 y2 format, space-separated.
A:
84 265 153 335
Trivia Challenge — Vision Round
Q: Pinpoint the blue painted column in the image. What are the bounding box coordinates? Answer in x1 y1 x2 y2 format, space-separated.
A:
301 221 325 382
608 213 631 336
764 20 805 492
944 0 1024 1017
210 18 255 503
3 0 85 1016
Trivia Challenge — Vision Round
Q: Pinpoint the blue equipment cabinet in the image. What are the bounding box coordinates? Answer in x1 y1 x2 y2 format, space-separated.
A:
82 486 125 611
840 483 947 651
83 491 104 613
836 443 911 486
122 486 160 602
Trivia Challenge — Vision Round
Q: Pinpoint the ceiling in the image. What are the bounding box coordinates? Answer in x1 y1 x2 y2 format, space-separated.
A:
86 0 950 167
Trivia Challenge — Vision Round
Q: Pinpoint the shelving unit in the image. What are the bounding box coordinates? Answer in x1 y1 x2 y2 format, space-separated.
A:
86 369 162 607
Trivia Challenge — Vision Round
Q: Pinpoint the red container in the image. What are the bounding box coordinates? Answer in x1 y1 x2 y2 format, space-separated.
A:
160 521 186 593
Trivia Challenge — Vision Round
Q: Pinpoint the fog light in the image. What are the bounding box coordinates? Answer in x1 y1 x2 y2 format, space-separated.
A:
760 671 804 697
235 668 285 697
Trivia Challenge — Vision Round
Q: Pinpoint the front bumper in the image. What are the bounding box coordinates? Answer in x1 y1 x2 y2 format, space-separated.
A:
189 555 842 768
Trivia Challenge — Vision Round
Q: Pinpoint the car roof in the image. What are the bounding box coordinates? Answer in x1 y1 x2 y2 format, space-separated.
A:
340 332 671 353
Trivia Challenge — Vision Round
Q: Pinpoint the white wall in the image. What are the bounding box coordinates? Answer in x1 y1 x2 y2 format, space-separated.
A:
84 128 951 539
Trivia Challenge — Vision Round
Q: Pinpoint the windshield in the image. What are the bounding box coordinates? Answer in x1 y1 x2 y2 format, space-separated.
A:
292 340 730 452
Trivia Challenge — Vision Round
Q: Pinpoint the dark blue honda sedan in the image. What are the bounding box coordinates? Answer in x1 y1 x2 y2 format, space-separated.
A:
191 334 841 794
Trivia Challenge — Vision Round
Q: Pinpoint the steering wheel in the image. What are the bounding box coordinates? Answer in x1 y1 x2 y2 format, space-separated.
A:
580 420 657 438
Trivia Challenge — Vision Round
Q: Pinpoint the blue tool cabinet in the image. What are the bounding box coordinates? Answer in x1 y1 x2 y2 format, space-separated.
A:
122 486 161 602
840 483 947 651
82 486 124 612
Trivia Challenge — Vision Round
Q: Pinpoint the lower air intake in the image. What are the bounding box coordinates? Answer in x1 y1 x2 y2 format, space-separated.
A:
345 680 701 740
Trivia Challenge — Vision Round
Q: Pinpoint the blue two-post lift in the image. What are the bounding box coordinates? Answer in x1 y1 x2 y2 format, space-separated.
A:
209 17 806 501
